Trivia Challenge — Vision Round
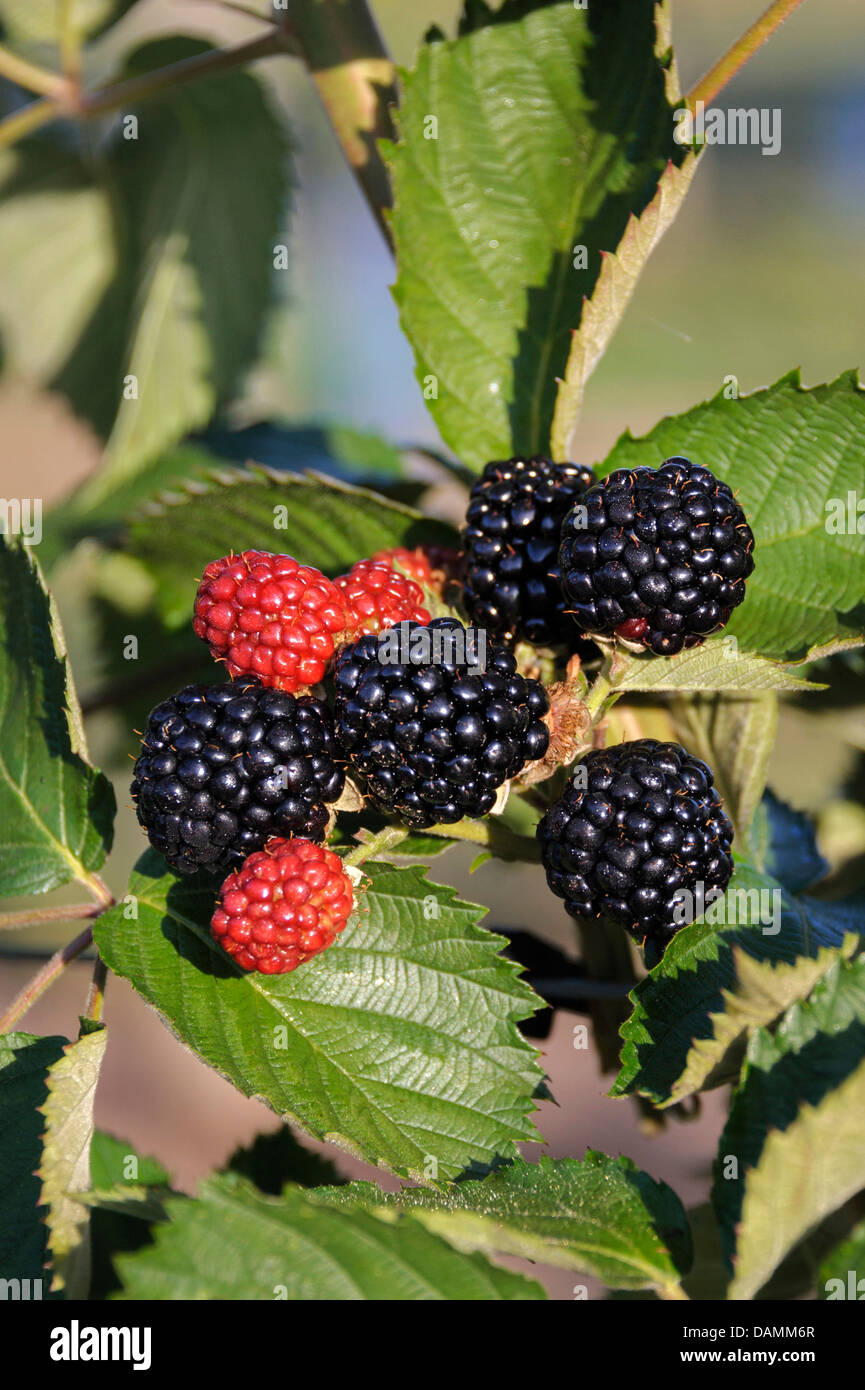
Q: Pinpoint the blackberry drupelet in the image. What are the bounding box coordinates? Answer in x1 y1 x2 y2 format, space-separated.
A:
537 739 734 946
131 681 345 875
558 457 755 656
333 616 550 828
462 456 597 645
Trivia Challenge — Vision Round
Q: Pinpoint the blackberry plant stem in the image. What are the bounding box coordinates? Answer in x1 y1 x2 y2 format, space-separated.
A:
344 825 410 867
0 925 94 1032
686 0 807 112
0 902 101 932
424 819 542 862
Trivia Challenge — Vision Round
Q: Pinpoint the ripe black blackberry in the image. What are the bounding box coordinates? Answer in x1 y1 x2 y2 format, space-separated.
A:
558 457 755 656
537 739 734 947
333 617 550 828
462 455 597 645
131 682 345 875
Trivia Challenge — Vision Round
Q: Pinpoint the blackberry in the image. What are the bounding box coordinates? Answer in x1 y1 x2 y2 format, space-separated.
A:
558 457 755 656
333 616 550 828
537 739 734 946
131 681 345 875
462 456 597 645
211 838 354 974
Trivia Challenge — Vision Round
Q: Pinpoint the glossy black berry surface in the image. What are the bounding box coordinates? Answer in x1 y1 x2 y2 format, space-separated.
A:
131 681 345 874
558 458 755 656
537 739 734 945
462 456 597 644
333 617 550 827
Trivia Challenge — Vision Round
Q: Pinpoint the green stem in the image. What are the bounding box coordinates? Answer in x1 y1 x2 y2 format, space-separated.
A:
659 1281 690 1302
58 0 83 84
424 819 542 863
84 957 108 1023
585 668 614 720
0 901 100 932
81 872 114 910
0 97 61 150
686 0 808 111
343 824 409 867
285 0 397 250
0 925 94 1032
77 30 295 117
0 42 69 98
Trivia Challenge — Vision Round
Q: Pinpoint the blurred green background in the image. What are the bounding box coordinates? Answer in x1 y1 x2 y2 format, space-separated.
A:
0 0 863 1299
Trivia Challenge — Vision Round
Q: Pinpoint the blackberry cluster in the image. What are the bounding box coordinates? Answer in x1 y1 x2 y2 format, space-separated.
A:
537 739 734 945
131 682 345 875
462 456 597 645
558 458 755 656
333 617 550 827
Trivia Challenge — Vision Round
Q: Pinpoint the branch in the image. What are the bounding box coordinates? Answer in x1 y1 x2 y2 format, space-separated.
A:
343 824 409 866
0 43 70 98
686 0 808 112
84 957 108 1023
0 97 61 151
76 30 296 118
0 901 101 932
424 818 542 862
285 0 397 251
0 925 94 1032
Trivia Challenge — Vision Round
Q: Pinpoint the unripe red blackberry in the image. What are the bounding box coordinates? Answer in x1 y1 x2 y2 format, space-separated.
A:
131 682 345 875
558 458 755 656
336 558 430 637
462 456 597 645
537 739 734 946
371 545 460 594
211 838 354 974
193 550 350 691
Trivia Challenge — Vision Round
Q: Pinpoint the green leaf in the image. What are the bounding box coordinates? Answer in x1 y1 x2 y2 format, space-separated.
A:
0 0 135 45
39 445 217 572
127 466 458 626
596 370 865 661
611 858 865 1106
387 0 682 469
611 639 823 694
315 1152 692 1293
673 692 778 849
0 1031 66 1283
86 1132 173 1301
94 853 545 1181
225 1126 344 1193
202 422 407 481
79 1186 172 1224
0 538 114 897
717 955 865 1299
0 143 116 386
112 1174 545 1300
36 1021 108 1298
818 1219 865 1300
552 153 698 458
750 790 829 893
80 38 292 503
665 936 861 1109
89 1130 171 1191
